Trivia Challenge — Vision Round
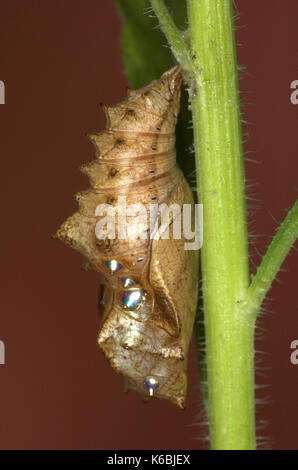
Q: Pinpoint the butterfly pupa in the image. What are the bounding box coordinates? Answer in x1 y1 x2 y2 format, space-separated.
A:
54 66 199 409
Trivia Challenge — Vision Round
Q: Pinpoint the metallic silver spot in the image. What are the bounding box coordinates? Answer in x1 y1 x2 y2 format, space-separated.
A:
144 377 159 396
121 278 134 288
120 288 146 312
105 260 122 274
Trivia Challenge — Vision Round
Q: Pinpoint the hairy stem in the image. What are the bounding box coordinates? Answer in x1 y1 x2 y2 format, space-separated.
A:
246 199 298 318
145 0 298 451
150 0 193 82
186 0 255 449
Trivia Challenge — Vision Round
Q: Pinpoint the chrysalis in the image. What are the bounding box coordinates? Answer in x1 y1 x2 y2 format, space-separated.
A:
54 66 198 409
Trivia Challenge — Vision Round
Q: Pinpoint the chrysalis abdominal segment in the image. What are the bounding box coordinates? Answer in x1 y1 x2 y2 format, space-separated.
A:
54 66 199 409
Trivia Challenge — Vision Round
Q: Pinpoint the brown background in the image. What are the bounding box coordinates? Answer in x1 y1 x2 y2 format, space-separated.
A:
0 0 297 450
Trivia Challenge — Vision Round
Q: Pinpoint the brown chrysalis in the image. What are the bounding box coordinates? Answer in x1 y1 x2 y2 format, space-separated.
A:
54 66 198 409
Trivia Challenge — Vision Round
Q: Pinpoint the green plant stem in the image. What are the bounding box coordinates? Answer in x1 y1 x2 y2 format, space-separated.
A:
186 0 255 449
147 0 298 451
246 199 298 318
150 0 193 82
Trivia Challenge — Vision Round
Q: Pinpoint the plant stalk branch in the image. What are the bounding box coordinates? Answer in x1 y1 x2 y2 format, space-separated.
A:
150 0 193 82
246 199 298 318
